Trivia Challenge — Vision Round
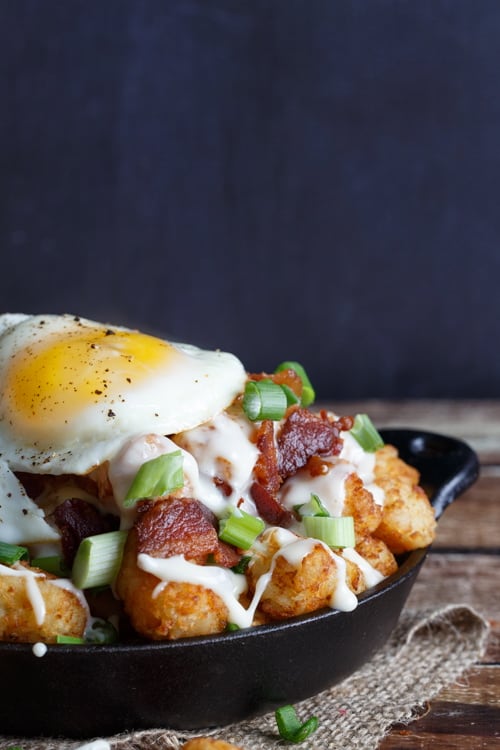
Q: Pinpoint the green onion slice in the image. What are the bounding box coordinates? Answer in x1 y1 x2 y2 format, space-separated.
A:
231 555 252 574
274 361 316 407
124 450 184 506
0 541 29 565
72 529 128 589
350 413 384 452
275 704 319 743
56 634 85 645
294 493 330 518
242 379 288 421
303 515 355 548
280 383 301 407
219 509 265 550
31 554 69 577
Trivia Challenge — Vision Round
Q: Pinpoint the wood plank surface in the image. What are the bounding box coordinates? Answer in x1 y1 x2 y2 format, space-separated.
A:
329 400 500 749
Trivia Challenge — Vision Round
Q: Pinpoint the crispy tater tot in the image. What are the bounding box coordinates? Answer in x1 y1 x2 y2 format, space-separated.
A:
0 563 87 643
247 528 357 619
373 445 436 554
375 444 420 486
116 528 230 640
342 472 383 535
355 535 398 578
181 740 243 750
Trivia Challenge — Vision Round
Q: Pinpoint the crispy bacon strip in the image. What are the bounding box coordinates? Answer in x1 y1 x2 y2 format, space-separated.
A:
253 419 281 495
250 481 295 527
250 409 354 528
135 497 240 567
277 407 344 479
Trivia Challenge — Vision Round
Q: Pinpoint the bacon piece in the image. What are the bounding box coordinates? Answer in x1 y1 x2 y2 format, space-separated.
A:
250 481 295 528
135 497 240 567
53 498 119 566
253 419 281 495
277 407 343 479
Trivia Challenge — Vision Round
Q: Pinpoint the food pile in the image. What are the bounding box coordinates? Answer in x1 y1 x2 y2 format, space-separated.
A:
0 313 436 644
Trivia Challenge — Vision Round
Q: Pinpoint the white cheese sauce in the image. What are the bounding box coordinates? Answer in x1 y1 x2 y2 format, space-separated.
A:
137 553 259 627
280 461 353 517
342 546 386 588
174 411 259 515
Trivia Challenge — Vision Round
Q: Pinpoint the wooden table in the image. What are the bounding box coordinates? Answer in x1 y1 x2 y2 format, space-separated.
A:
327 400 500 749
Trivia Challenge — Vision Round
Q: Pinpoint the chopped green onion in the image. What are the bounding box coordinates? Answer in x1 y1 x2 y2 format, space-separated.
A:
242 379 288 421
274 361 315 407
280 383 301 407
303 515 355 548
85 618 119 644
124 450 184 506
275 704 319 743
31 554 69 577
231 555 252 574
226 622 240 632
72 530 128 589
56 634 85 645
350 413 384 452
0 541 29 565
219 509 265 550
294 493 330 518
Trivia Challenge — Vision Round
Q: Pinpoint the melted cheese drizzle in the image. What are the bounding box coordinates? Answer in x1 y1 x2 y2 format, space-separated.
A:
175 412 259 514
342 547 386 588
281 461 353 517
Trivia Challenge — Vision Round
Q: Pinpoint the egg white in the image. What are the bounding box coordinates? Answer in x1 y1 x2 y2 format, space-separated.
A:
0 313 247 475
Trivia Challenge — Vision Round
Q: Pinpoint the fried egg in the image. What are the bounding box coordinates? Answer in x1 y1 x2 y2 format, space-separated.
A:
0 313 246 475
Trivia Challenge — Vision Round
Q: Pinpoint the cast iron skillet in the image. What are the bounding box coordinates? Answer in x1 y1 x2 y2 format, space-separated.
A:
1 429 478 739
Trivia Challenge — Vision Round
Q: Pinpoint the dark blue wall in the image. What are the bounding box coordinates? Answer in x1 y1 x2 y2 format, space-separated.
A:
2 1 499 399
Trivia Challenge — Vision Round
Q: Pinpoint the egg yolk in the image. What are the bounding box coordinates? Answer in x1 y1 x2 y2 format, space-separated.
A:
4 325 179 441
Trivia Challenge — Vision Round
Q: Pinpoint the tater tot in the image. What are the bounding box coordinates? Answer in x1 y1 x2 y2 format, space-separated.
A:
115 529 230 640
247 528 357 619
343 472 383 535
374 444 420 487
0 563 87 643
373 445 436 554
355 535 398 578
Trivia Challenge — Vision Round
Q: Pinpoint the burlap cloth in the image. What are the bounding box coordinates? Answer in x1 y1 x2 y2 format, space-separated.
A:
0 604 489 750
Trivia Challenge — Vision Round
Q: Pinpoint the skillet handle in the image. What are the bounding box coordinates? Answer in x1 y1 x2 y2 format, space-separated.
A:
379 428 480 520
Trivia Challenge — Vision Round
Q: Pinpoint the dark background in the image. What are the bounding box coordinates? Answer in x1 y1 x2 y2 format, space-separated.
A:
1 1 499 400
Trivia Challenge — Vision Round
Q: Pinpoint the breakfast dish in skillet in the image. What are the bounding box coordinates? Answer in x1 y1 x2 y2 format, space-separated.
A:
0 313 436 644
